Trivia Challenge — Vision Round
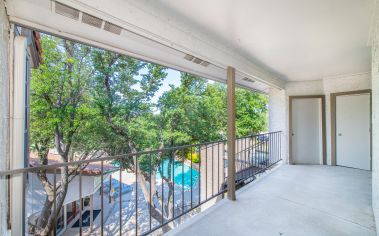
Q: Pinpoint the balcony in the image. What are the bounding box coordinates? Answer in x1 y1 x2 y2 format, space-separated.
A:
0 132 282 236
1 1 379 235
167 164 376 236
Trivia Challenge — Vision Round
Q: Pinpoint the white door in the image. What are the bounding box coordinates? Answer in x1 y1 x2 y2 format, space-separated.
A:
336 94 370 170
291 98 323 164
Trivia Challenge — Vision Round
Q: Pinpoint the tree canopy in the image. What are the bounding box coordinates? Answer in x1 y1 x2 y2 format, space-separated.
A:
29 33 268 235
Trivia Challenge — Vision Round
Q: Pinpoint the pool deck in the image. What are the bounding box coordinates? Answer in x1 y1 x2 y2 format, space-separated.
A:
166 164 376 236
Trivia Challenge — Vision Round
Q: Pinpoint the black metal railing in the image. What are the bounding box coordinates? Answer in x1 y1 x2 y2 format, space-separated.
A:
0 131 282 236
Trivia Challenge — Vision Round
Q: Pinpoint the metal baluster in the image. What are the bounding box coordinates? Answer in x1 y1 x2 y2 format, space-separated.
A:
249 137 252 177
280 132 282 160
79 169 82 236
172 152 175 219
161 158 164 225
217 142 220 194
271 133 276 163
190 146 193 208
205 144 208 200
275 132 278 162
253 136 256 175
149 153 152 233
53 168 57 236
259 135 262 170
101 161 104 236
119 164 122 236
267 134 270 165
182 148 184 214
274 132 276 162
212 143 214 196
269 133 272 165
236 138 238 175
135 155 138 236
243 138 249 179
198 146 201 205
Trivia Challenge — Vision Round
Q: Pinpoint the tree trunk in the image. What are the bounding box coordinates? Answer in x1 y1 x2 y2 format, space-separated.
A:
36 166 69 236
134 156 172 233
35 196 54 229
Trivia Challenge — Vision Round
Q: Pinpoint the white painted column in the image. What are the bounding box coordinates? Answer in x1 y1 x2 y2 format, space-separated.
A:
371 10 379 231
10 36 27 236
227 66 236 201
0 4 11 235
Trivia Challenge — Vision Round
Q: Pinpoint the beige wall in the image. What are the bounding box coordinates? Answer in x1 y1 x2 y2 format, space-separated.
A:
371 7 379 232
270 73 371 165
0 0 9 234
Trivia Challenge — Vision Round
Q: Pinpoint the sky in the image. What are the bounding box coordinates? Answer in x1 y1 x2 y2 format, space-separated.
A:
151 69 181 104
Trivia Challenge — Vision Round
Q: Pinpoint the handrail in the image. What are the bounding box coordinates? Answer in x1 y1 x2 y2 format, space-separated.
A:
0 131 282 176
2 131 282 236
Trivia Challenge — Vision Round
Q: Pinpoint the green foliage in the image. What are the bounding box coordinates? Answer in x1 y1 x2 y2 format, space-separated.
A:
236 88 268 136
90 48 167 154
30 35 100 161
185 147 200 163
29 33 269 234
158 73 227 147
30 33 268 168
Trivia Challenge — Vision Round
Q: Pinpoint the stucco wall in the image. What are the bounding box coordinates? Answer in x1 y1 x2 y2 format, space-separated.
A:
270 74 371 165
371 8 379 232
268 88 288 163
0 0 9 234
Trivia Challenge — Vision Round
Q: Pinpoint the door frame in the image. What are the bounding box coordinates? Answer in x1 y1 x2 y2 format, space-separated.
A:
289 95 326 165
330 90 372 169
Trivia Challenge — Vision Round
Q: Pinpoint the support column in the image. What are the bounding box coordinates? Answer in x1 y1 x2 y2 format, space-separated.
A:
227 66 236 201
11 36 27 236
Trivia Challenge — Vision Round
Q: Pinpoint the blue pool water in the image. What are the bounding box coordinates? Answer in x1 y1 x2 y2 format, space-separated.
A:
156 159 199 190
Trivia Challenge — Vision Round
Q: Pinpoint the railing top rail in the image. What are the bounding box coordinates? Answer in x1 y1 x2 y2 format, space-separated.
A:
0 131 282 176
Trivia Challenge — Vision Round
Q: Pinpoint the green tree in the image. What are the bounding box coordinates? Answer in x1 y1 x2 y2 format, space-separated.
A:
158 73 226 146
29 33 269 235
89 48 171 227
236 88 268 136
30 35 102 235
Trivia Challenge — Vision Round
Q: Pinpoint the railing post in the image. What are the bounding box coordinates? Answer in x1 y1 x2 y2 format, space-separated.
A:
227 66 236 201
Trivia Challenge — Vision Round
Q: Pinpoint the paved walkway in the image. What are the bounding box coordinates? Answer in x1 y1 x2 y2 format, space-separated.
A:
167 164 376 236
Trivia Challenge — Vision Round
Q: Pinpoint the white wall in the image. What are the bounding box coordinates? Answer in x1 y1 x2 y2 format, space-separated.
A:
323 73 371 165
270 73 371 165
26 173 96 219
268 88 288 163
0 0 9 234
371 7 379 232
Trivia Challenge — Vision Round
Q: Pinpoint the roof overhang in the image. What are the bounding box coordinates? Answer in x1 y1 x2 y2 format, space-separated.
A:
6 0 285 92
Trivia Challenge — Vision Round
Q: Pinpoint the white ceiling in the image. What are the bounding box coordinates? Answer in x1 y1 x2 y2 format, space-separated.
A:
155 0 375 81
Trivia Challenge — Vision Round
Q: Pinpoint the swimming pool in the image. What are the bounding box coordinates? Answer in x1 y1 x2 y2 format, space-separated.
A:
156 159 199 190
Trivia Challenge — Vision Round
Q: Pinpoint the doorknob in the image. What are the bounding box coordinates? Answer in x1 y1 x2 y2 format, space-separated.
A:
338 133 342 136
292 133 294 136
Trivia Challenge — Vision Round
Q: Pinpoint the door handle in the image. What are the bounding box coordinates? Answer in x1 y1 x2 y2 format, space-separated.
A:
338 133 342 136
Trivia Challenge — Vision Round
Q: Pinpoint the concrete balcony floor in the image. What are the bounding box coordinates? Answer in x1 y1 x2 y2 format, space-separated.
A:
167 164 376 236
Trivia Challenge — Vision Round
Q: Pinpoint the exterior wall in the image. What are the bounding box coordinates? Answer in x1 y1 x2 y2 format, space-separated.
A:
268 88 288 163
0 0 10 234
271 74 371 164
26 173 97 219
323 73 371 165
371 8 379 232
